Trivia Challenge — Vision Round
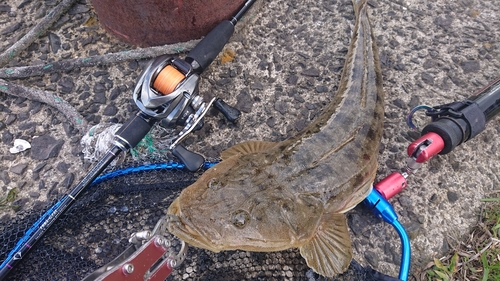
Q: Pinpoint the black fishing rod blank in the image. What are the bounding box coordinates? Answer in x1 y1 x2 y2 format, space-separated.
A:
469 77 500 122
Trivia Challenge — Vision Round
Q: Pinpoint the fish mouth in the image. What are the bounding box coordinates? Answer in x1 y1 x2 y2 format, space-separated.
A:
167 198 220 252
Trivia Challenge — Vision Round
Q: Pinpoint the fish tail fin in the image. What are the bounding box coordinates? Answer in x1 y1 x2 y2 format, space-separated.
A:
299 212 352 277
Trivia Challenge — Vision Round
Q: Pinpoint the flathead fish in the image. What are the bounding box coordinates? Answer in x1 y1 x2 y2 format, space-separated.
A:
167 0 384 277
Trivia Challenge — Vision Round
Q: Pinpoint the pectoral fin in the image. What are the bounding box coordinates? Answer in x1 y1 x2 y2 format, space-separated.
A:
299 212 352 277
221 140 276 160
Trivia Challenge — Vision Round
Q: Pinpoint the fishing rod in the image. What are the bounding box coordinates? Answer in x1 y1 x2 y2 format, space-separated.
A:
0 1 257 279
365 76 500 281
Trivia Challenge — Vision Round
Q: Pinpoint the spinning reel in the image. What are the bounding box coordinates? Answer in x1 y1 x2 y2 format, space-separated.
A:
133 55 241 171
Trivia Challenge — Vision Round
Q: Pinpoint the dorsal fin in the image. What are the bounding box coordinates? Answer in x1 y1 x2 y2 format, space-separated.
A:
299 212 352 277
221 141 276 160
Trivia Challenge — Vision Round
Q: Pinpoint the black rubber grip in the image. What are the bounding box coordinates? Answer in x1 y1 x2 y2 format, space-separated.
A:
460 101 486 140
186 20 235 73
115 114 156 149
422 118 465 155
172 145 205 172
422 99 487 154
214 98 241 123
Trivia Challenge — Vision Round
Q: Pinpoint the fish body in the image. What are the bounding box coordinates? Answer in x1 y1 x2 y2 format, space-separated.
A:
167 0 384 277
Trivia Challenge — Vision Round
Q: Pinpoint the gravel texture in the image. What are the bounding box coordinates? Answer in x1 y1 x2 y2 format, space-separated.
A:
0 0 499 279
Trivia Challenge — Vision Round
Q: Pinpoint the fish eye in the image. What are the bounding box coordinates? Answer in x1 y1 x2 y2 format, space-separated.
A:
231 210 250 229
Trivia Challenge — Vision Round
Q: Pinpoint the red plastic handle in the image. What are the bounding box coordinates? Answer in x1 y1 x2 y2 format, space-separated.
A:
374 172 408 200
407 132 445 163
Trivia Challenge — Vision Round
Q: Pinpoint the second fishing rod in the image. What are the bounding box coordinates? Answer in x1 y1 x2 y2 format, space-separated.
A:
365 75 500 281
0 1 257 279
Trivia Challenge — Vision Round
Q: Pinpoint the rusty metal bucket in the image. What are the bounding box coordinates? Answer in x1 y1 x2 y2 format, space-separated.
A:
90 0 247 47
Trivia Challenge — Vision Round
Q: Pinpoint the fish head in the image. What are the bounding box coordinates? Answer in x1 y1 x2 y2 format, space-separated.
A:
167 155 324 252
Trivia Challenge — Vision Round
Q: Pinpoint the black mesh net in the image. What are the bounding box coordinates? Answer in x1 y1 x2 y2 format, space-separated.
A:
0 159 398 281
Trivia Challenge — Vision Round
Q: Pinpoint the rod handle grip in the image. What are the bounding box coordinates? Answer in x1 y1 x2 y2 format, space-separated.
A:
115 114 156 150
186 20 234 73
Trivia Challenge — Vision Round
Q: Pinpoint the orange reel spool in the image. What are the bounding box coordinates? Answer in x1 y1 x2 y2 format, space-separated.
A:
153 65 185 95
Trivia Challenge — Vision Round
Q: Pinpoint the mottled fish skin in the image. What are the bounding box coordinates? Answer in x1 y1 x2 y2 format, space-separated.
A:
167 0 384 277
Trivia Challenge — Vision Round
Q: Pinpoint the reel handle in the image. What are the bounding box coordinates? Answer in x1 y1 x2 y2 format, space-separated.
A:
214 98 241 123
172 145 205 172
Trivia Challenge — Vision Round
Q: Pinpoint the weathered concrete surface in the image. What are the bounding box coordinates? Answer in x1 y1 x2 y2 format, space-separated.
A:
0 0 499 279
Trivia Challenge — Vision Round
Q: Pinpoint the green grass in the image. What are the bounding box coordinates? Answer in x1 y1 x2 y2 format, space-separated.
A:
0 188 19 210
424 198 500 281
426 253 458 281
